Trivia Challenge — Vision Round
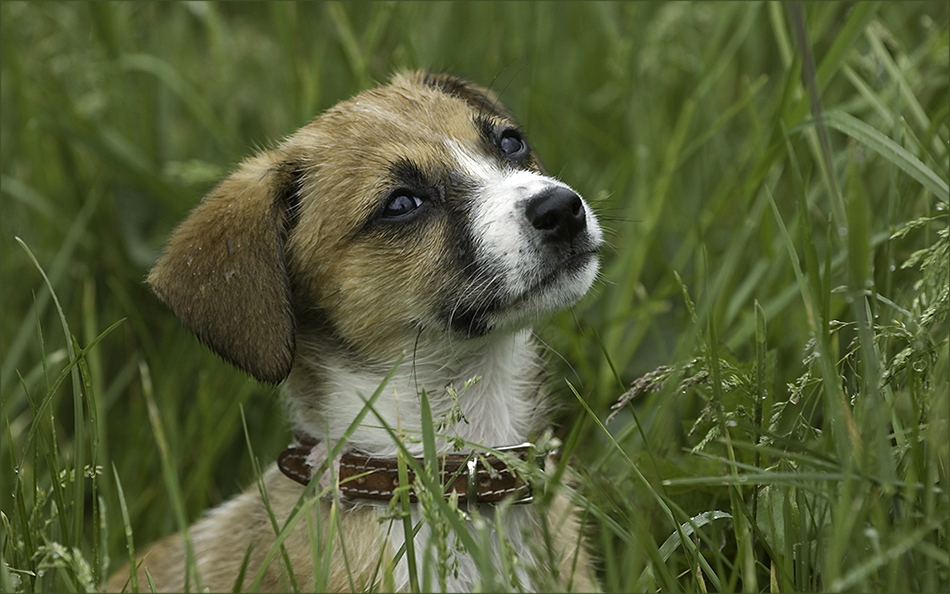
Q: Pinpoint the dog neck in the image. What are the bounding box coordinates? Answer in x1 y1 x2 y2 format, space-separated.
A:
284 329 545 457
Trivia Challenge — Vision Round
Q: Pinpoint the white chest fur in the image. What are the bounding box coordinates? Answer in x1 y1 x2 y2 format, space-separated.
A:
285 329 550 590
289 329 543 457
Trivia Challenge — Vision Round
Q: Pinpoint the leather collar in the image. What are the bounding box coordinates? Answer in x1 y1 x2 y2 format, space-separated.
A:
277 431 535 505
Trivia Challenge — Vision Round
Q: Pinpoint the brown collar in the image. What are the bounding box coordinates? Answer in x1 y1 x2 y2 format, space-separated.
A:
277 432 535 505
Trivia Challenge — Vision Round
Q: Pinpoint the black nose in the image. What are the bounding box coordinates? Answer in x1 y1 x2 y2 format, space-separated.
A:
525 186 587 244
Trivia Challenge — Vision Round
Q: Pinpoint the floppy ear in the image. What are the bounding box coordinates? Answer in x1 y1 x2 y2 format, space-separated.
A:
147 153 301 384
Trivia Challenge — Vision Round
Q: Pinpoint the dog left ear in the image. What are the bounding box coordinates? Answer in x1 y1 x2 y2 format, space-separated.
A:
147 153 300 384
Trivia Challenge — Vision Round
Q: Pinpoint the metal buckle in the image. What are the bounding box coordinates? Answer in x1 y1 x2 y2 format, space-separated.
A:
465 456 479 510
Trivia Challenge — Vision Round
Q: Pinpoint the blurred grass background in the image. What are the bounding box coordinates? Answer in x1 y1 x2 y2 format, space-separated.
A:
1 1 947 592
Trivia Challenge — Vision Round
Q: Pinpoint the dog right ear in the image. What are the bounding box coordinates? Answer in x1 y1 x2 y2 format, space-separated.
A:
147 153 301 384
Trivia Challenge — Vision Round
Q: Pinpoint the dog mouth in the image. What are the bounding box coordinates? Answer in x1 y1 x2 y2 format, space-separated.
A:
507 249 600 306
446 248 599 337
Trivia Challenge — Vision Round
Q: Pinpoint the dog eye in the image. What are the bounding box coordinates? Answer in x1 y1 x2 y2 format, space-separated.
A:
499 129 527 159
382 192 424 218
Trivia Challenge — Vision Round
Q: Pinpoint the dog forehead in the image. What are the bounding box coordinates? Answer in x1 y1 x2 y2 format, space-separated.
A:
325 82 491 151
289 80 508 199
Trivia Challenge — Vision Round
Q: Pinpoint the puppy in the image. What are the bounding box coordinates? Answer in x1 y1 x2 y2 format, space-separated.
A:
108 71 602 593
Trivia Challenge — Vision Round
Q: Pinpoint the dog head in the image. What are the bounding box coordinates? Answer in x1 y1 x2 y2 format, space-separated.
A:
148 71 602 383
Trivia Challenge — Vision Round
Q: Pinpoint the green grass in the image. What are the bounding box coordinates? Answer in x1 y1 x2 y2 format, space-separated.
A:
1 1 947 592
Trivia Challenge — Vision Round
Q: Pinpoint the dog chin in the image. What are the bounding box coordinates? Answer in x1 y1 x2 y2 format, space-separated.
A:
488 251 600 333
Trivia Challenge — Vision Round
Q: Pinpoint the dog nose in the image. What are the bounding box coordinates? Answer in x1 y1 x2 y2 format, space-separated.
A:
525 186 587 243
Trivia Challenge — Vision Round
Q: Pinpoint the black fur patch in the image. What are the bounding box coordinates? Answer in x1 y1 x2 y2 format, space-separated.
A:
274 161 303 232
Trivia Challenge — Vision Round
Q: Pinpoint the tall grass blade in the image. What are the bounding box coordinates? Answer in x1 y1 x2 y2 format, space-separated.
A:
822 110 949 203
140 361 202 593
111 465 138 594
